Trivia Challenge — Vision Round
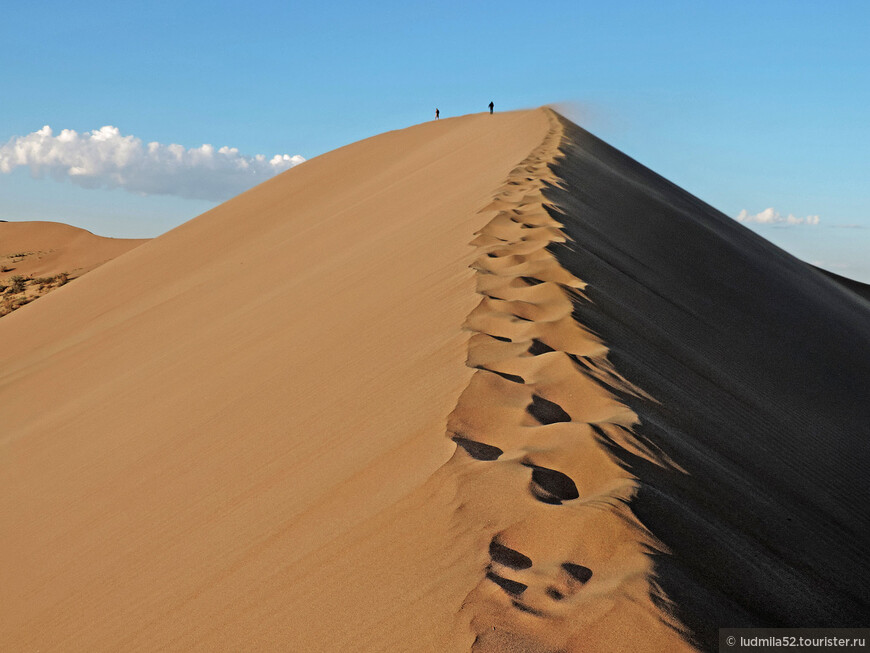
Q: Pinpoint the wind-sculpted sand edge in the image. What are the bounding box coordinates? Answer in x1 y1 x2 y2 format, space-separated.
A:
445 109 696 652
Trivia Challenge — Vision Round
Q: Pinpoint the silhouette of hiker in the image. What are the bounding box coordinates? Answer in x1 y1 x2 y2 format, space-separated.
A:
489 101 494 114
435 108 440 120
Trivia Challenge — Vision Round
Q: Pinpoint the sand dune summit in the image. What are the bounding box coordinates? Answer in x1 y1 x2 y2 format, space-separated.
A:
1 108 868 652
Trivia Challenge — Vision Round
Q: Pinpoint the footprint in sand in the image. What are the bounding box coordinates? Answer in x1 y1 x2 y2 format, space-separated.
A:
527 338 555 356
526 394 571 425
489 538 533 570
485 535 594 617
475 366 525 384
452 436 504 461
521 460 579 505
485 570 528 596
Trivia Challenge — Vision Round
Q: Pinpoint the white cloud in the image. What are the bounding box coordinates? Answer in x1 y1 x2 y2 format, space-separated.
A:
736 207 820 226
0 125 305 201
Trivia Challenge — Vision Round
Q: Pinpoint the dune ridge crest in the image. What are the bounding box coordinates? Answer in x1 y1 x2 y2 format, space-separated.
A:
445 110 694 652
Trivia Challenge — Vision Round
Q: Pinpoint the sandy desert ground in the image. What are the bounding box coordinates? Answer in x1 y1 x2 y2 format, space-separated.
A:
0 221 146 316
1 108 868 651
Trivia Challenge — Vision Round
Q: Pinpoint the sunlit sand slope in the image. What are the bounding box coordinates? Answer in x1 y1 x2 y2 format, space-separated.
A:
0 110 551 651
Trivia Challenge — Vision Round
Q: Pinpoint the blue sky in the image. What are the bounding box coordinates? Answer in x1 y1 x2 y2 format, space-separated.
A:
2 0 869 280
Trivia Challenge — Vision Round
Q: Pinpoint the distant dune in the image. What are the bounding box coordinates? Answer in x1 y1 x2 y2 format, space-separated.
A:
1 109 867 652
0 221 147 316
812 265 870 302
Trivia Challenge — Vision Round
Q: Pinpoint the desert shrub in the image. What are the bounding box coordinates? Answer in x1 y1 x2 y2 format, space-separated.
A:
33 273 70 288
0 294 30 317
10 275 26 293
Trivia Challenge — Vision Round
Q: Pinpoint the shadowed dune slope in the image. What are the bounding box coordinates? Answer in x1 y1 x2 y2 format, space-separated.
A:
544 115 870 649
0 110 550 651
812 265 870 302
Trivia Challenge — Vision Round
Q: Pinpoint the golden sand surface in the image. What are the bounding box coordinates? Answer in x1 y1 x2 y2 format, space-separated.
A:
3 108 868 652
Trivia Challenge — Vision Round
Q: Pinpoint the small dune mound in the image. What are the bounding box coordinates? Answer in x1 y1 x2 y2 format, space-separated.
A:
0 221 146 317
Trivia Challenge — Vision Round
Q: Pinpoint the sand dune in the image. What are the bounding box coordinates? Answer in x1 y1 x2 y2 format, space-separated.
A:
1 108 868 652
812 265 870 302
0 111 552 651
0 221 146 316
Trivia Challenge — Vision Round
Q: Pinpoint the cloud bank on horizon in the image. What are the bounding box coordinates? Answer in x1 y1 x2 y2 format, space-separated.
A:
736 207 820 226
0 125 305 201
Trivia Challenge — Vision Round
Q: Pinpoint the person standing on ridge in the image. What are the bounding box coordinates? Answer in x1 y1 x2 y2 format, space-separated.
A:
435 108 440 120
489 101 494 114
